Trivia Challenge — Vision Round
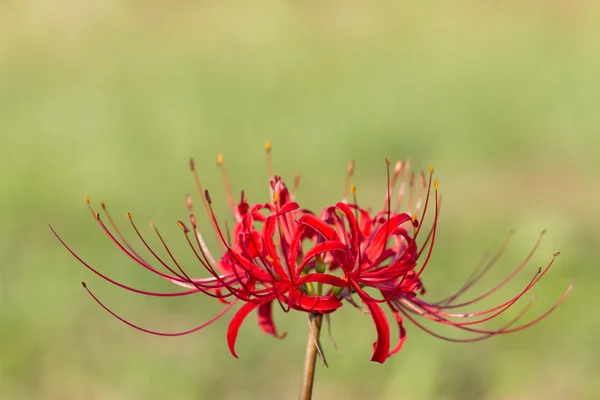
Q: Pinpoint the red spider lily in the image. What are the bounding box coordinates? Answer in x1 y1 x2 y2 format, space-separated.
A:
51 144 573 364
50 142 350 359
310 159 574 363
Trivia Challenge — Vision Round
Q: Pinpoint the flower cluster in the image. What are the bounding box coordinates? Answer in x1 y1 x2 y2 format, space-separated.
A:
52 142 572 363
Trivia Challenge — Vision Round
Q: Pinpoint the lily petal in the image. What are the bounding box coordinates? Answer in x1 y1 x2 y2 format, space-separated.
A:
364 213 412 263
227 301 260 358
388 309 407 356
363 299 391 363
258 300 287 339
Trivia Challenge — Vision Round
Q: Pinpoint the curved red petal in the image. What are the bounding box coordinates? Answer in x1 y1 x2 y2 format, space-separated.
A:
364 213 412 263
262 214 292 279
296 272 348 288
257 300 287 339
298 214 338 241
295 241 350 276
388 309 407 356
363 299 391 363
277 201 300 215
287 225 307 277
290 290 343 313
227 301 260 358
334 202 360 252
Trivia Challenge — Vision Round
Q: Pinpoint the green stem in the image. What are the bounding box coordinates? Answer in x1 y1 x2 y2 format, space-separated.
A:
299 313 323 400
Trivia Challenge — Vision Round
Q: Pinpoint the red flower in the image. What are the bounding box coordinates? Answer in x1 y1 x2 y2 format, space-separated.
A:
52 144 573 364
311 159 574 363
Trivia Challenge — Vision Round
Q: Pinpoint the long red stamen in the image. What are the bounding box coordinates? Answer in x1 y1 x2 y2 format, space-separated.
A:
82 281 237 336
91 211 189 284
96 200 147 263
177 225 246 298
396 297 531 342
126 214 189 282
436 230 515 306
399 279 573 337
414 178 439 279
150 221 228 298
436 231 547 308
190 158 227 253
186 194 221 268
51 226 206 297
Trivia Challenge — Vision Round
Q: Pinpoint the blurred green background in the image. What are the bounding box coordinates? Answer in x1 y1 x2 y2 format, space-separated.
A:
1 1 599 399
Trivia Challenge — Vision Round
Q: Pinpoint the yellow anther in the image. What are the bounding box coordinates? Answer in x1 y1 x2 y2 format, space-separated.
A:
95 212 100 220
351 183 356 194
126 212 132 219
265 255 275 263
434 179 439 190
429 166 434 174
273 191 279 203
385 157 390 165
150 221 156 229
265 141 272 153
553 251 560 257
411 215 417 224
84 196 90 204
100 201 106 209
216 153 223 166
177 221 188 232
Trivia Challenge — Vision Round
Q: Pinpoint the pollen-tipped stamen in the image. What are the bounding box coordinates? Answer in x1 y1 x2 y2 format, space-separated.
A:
91 212 194 285
98 201 148 263
186 194 223 267
203 190 280 299
125 215 191 283
149 221 229 297
265 141 274 180
176 223 246 298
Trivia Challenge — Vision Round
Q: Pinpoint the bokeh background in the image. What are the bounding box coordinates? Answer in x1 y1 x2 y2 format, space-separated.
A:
1 1 599 399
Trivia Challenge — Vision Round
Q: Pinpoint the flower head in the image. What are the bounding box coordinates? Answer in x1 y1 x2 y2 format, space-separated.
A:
52 143 572 363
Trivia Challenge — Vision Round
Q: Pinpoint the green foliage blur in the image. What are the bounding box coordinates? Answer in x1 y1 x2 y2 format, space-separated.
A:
1 2 598 399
